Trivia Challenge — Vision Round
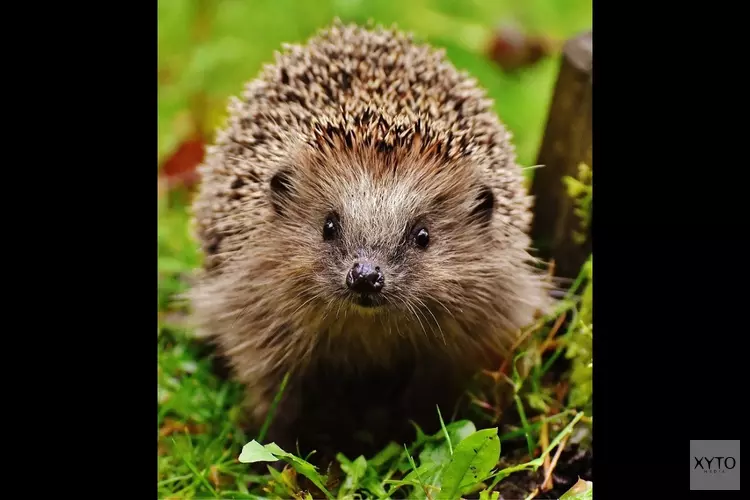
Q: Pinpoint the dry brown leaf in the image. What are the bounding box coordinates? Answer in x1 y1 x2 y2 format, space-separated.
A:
160 136 205 190
159 417 207 437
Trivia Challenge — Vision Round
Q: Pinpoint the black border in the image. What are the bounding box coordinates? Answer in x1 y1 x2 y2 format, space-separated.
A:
593 4 743 499
21 2 157 495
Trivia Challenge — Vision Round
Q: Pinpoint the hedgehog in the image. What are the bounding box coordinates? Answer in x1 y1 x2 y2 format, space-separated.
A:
188 19 552 459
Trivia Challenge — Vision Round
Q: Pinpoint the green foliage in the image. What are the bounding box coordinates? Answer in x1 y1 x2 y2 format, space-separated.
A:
562 162 592 245
158 192 199 312
240 441 334 498
338 453 387 498
234 410 589 499
560 478 593 500
157 329 253 498
566 257 593 412
560 159 593 412
239 441 280 463
559 155 593 413
438 428 501 498
479 490 500 500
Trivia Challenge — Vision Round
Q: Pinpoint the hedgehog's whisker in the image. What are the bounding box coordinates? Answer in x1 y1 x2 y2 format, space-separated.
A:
291 291 324 318
335 296 346 320
403 297 427 339
391 292 421 338
317 295 338 325
376 310 389 338
379 295 396 337
425 292 456 321
390 299 406 339
414 296 446 345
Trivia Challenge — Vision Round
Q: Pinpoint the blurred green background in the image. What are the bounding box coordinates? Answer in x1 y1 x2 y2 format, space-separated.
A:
158 0 592 176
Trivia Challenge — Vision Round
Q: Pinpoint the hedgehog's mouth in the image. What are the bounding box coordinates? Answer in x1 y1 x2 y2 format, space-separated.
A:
349 293 385 309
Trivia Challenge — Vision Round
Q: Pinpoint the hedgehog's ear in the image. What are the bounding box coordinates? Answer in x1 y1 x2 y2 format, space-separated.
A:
470 184 495 226
269 167 294 215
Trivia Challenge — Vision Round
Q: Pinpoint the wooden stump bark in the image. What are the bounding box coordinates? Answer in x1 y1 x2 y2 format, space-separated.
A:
530 30 592 280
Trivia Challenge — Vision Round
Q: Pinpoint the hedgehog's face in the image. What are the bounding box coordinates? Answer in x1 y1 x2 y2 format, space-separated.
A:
267 151 503 323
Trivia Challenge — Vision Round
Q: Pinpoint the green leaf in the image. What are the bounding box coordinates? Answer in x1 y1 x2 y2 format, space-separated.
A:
238 440 279 463
368 441 402 468
360 473 389 499
526 392 550 413
479 490 500 500
266 464 299 497
266 464 285 482
436 405 453 455
263 443 332 499
403 462 442 483
420 419 477 466
438 420 477 445
419 441 452 471
401 444 437 499
560 478 593 500
437 428 501 499
238 441 332 499
488 460 538 486
409 419 478 495
563 176 585 198
337 454 368 496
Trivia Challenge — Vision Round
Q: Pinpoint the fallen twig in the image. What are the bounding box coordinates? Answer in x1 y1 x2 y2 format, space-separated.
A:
541 434 570 491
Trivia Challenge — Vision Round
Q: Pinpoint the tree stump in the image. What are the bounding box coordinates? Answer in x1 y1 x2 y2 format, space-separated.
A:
530 30 592 280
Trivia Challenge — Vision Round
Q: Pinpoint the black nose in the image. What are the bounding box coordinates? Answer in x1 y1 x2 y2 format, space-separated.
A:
346 262 384 294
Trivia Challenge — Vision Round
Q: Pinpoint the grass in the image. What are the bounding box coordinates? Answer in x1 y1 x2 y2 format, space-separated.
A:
158 0 592 498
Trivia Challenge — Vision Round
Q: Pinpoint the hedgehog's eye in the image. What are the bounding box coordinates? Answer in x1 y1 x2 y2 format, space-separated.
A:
412 226 430 249
323 213 340 241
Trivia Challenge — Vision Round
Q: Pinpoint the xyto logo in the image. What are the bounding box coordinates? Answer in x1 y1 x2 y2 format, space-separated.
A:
693 456 737 474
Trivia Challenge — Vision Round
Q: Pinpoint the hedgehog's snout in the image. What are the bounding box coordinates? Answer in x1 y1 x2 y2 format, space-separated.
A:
346 261 385 294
